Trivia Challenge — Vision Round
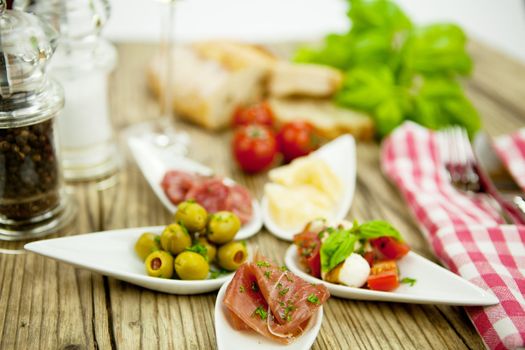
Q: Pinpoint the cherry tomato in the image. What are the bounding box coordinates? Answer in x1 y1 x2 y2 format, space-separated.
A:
276 121 320 163
367 260 399 291
363 251 376 267
293 230 321 278
232 125 278 173
232 102 274 128
367 271 399 291
370 237 410 260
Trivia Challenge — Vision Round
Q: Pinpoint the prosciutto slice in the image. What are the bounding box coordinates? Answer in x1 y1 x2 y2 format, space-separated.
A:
223 256 329 344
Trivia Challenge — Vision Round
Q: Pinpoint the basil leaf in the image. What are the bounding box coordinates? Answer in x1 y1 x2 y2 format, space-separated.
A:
358 221 403 241
293 0 481 139
320 229 358 272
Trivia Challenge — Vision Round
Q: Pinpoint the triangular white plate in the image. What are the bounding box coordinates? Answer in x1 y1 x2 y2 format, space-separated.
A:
25 226 233 295
214 279 323 350
285 245 498 306
262 135 356 241
127 137 263 240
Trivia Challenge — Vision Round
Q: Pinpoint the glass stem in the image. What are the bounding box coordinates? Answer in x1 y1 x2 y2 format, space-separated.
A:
162 0 175 118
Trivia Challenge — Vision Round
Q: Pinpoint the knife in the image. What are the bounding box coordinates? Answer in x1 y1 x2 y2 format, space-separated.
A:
473 131 525 225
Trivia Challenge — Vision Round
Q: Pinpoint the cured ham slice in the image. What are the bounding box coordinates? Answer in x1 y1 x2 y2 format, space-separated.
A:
160 170 254 223
223 256 329 344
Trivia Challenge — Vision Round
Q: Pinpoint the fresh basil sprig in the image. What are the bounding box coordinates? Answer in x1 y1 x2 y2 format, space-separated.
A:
294 0 480 138
320 220 404 272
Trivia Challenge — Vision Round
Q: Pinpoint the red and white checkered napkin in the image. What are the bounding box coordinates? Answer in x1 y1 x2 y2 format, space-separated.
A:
494 129 525 192
381 122 525 350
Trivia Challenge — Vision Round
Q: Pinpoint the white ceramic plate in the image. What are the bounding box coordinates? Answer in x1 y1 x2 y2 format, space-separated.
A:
262 135 356 241
285 245 498 306
127 137 263 240
214 279 323 350
24 226 234 295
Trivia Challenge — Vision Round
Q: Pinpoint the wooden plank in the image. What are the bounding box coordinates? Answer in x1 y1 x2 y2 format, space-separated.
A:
468 41 525 119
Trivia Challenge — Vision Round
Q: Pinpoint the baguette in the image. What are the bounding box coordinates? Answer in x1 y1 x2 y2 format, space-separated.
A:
268 97 374 141
148 45 269 130
192 40 277 71
268 62 343 98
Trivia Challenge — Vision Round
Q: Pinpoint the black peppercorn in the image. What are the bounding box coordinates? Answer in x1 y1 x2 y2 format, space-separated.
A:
0 119 60 220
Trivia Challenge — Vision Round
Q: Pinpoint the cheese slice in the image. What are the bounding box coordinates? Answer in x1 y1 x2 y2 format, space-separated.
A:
265 183 335 230
269 157 342 203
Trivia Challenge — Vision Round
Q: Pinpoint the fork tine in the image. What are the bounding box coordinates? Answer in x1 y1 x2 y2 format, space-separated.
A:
438 126 480 192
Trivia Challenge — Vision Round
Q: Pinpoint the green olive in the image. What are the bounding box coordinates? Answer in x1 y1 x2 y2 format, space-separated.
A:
197 237 217 263
173 201 208 233
134 232 161 261
145 251 174 278
217 241 248 271
160 223 192 255
174 251 209 280
207 211 241 244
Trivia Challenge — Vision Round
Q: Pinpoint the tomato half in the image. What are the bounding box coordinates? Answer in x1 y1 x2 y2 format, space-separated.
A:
370 236 410 260
276 121 320 163
232 125 278 173
293 230 321 278
367 260 399 291
367 271 399 291
232 102 274 128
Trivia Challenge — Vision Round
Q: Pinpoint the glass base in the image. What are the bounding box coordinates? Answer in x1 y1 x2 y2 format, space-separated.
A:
0 194 77 241
62 140 121 182
122 117 190 156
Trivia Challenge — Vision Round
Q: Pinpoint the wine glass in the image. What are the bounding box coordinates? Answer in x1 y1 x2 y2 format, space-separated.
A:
125 0 189 155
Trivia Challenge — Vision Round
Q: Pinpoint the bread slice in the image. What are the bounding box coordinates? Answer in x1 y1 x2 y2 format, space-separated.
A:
268 62 343 98
192 40 277 71
148 45 269 130
268 98 374 141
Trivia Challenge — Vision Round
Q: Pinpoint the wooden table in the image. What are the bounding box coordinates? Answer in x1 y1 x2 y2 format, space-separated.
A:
1 42 524 350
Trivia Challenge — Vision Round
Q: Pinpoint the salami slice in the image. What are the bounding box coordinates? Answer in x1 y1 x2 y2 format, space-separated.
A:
162 170 254 223
161 170 199 204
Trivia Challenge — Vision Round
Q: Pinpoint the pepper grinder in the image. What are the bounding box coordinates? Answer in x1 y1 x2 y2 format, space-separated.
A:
0 1 75 240
16 0 120 181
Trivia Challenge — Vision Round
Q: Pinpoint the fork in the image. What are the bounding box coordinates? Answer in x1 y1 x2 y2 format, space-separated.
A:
438 127 480 192
438 127 525 224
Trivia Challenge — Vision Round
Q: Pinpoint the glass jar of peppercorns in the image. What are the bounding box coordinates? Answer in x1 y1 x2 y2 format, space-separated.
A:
0 3 75 240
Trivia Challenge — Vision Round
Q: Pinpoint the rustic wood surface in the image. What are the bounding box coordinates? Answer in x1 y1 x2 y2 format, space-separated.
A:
1 41 524 350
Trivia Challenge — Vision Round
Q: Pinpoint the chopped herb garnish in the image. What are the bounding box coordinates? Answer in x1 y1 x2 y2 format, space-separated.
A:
239 286 245 293
254 306 267 320
185 244 208 260
280 265 288 271
264 271 272 279
400 277 417 287
277 282 283 289
307 294 319 304
279 301 285 307
279 287 289 296
282 305 296 322
256 261 271 267
209 268 230 279
251 281 259 292
285 273 293 282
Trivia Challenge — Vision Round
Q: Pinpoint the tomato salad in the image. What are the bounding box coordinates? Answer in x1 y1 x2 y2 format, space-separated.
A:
293 219 411 292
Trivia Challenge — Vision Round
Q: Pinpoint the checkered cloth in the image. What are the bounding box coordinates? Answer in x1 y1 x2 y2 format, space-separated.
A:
494 129 525 192
381 122 525 350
